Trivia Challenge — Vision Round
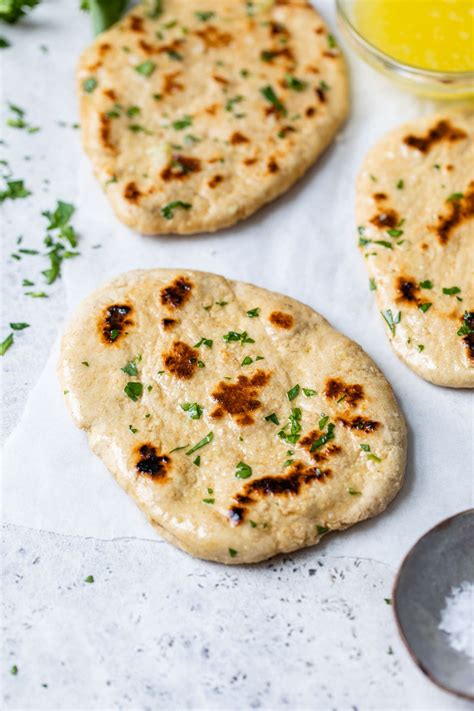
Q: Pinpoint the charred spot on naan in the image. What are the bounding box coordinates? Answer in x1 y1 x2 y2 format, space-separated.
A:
208 174 224 189
230 131 250 145
194 25 233 49
394 276 431 309
403 119 467 154
429 181 474 245
324 378 364 407
161 318 178 331
99 304 133 344
370 206 399 230
228 462 331 526
99 113 116 152
459 311 474 361
124 182 142 203
160 276 193 309
337 416 380 433
269 311 294 329
134 443 170 481
128 14 144 33
163 341 198 380
161 155 201 182
211 370 271 426
162 71 184 95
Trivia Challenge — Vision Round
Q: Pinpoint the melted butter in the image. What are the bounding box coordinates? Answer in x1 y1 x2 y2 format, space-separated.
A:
353 0 474 72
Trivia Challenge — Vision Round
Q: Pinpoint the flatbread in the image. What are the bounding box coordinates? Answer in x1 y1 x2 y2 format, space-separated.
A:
356 111 474 388
77 0 348 234
58 269 406 564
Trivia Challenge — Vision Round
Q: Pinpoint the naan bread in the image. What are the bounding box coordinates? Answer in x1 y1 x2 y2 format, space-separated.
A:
58 269 406 564
356 111 474 388
77 0 348 234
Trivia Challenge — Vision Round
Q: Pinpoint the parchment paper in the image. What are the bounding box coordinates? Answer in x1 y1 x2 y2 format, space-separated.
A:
2 2 473 572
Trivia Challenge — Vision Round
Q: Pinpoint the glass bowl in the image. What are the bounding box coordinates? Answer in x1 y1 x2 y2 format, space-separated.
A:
336 0 474 99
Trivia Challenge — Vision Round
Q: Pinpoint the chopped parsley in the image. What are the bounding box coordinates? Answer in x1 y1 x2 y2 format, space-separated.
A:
228 548 238 558
0 332 14 356
124 382 143 401
447 192 463 202
166 49 183 61
418 303 432 313
81 361 89 367
442 286 461 296
0 0 39 23
6 104 39 133
419 280 433 289
381 309 401 336
10 665 18 675
193 456 201 467
367 453 381 462
84 575 94 583
223 330 255 345
369 278 377 291
180 402 203 420
202 497 215 505
327 34 337 48
348 487 361 496
302 388 316 397
10 322 29 330
316 525 329 535
129 425 138 434
260 85 286 115
417 344 425 352
172 115 192 130
284 74 307 92
457 312 473 337
265 413 279 425
241 355 253 366
235 461 252 479
310 423 335 452
287 384 300 401
161 200 192 219
83 77 97 93
0 179 31 203
387 228 403 238
246 308 260 318
225 95 244 113
185 431 213 456
195 10 215 21
319 415 329 430
121 355 141 377
396 179 404 189
278 407 302 445
194 337 213 348
135 60 156 77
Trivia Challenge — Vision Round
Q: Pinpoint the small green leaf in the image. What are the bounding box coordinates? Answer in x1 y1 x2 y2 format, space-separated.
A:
124 382 143 401
381 309 401 336
9 322 29 330
417 344 425 352
369 278 376 291
161 200 192 219
195 10 215 21
284 74 307 92
418 302 432 313
135 60 156 77
84 575 94 583
447 192 463 202
241 355 253 366
419 280 433 289
287 384 300 401
194 337 213 348
246 308 260 318
235 461 252 479
316 525 329 535
303 388 316 397
172 115 192 130
180 402 203 420
83 77 97 93
193 456 201 467
10 665 18 675
442 286 461 296
260 85 286 115
396 179 404 189
265 413 279 425
0 333 14 355
228 548 238 558
348 487 361 496
186 432 213 456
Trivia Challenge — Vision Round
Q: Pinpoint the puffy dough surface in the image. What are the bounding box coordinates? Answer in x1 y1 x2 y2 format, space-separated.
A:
356 111 474 388
58 269 406 564
77 0 348 234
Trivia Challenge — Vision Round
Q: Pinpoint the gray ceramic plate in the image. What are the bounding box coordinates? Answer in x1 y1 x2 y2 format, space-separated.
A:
393 509 474 701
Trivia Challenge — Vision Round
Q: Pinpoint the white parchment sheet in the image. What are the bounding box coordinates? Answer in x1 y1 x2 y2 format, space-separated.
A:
3 3 473 568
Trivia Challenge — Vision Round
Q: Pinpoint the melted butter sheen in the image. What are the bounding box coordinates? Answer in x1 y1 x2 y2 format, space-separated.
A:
354 0 474 72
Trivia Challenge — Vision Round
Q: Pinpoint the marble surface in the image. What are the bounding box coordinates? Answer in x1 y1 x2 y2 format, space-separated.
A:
1 2 473 710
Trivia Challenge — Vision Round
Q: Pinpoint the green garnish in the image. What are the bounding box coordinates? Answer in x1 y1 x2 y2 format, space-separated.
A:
225 95 244 113
135 60 156 77
84 0 128 34
10 664 18 675
284 74 307 92
310 423 335 452
396 179 404 189
228 548 238 558
186 431 213 456
6 104 39 133
319 415 329 430
194 337 213 348
373 240 393 249
387 228 403 238
81 361 89 367
241 355 253 366
381 309 401 335
287 384 300 401
260 85 286 115
442 286 461 296
222 330 255 345
418 303 432 313
369 278 377 291
83 77 97 93
316 525 329 535
169 444 189 454
195 10 215 21
457 312 473 337
121 355 140 376
0 179 31 203
360 444 370 452
319 80 330 92
124 382 143 401
246 308 260 318
447 192 463 202
327 34 337 48
235 461 252 479
0 0 39 23
180 402 203 420
193 456 201 467
278 407 302 444
0 333 14 355
302 388 316 397
161 200 192 219
25 291 48 298
0 36 10 47
367 453 381 462
419 280 433 289
172 115 192 130
129 425 138 434
84 575 94 583
202 497 215 505
10 322 29 330
166 49 183 60
265 413 279 425
417 344 425 352
384 598 392 605
348 487 361 496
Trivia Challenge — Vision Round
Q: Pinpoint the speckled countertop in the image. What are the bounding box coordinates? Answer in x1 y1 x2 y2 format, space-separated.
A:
1 2 473 710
